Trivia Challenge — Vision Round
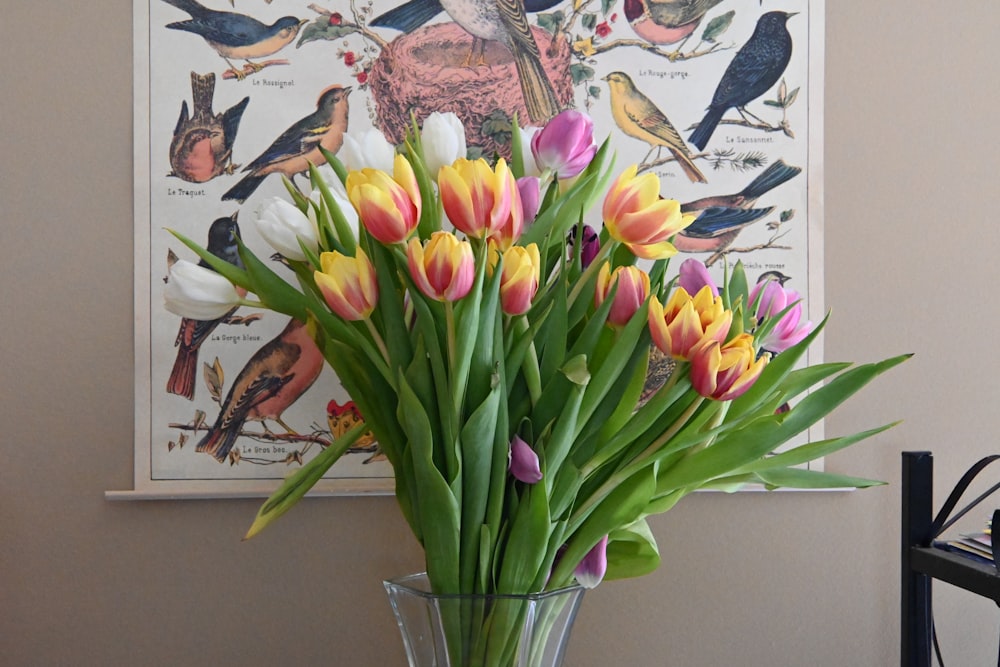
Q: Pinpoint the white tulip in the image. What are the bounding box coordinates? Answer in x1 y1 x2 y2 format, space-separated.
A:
164 259 241 320
339 128 396 173
517 125 543 178
255 197 319 262
421 112 467 176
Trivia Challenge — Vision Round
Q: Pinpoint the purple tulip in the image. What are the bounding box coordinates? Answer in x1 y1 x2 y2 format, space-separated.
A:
517 176 541 224
750 281 813 353
509 435 543 484
574 535 608 589
678 258 719 297
530 110 597 179
568 224 601 268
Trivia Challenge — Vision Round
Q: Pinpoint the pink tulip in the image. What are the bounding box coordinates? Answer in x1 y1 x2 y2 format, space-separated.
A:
750 281 813 353
574 535 609 589
509 435 543 483
595 263 651 328
407 232 475 302
517 176 541 224
690 333 768 401
678 259 719 298
530 110 597 179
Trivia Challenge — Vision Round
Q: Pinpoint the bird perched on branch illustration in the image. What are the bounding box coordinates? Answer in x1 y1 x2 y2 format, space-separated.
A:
222 85 351 203
371 0 563 33
673 158 801 252
623 0 724 46
167 213 257 400
436 0 561 123
168 72 249 183
196 318 324 463
603 71 706 183
160 0 306 79
689 11 795 150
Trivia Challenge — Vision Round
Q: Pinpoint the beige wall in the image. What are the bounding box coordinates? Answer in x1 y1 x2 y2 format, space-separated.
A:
4 1 999 665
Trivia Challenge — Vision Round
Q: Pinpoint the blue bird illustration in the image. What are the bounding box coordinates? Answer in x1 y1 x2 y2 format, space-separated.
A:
222 85 351 203
371 0 565 33
674 158 801 253
161 0 306 79
689 11 795 150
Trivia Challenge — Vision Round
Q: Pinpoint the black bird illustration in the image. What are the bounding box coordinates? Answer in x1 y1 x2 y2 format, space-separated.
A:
222 85 351 203
168 72 249 183
437 0 561 123
371 0 564 33
161 0 306 79
688 11 796 150
674 159 801 253
167 213 253 400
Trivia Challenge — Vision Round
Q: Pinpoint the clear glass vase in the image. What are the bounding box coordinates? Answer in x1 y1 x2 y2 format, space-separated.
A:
383 573 585 667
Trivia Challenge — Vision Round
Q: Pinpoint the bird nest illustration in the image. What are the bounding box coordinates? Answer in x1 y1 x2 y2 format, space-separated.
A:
368 22 574 156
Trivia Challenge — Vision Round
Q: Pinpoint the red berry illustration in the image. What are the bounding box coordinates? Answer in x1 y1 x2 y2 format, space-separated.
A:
344 51 357 66
329 12 343 26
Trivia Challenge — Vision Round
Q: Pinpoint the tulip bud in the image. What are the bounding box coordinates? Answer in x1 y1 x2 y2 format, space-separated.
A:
678 259 719 298
164 259 241 320
421 112 467 177
574 535 609 589
509 435 543 483
439 158 518 239
531 110 597 179
255 197 319 262
490 243 541 316
407 232 475 302
347 154 422 245
595 263 651 327
750 281 813 354
314 248 379 321
340 128 397 173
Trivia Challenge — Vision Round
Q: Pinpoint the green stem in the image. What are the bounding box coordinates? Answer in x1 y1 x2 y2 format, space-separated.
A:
567 241 614 304
364 317 390 367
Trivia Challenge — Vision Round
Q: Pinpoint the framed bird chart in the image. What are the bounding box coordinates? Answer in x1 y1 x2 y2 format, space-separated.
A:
120 0 824 499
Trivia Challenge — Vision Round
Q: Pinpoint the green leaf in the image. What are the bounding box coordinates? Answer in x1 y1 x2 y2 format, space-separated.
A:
497 483 552 593
755 467 886 489
701 10 734 42
735 422 900 474
459 386 501 592
244 421 367 539
570 63 596 86
535 11 564 34
581 13 597 31
604 518 660 581
308 162 356 254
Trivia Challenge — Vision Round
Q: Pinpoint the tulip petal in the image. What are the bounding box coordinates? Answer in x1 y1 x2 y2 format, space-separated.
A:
509 435 543 484
574 535 609 589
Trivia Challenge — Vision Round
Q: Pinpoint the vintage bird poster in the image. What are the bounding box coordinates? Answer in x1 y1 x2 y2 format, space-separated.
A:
128 0 824 497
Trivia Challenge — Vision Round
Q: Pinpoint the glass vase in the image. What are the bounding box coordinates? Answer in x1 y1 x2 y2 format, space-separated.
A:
383 573 585 667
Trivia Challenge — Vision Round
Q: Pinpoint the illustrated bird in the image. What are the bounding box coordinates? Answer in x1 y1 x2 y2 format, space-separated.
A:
167 213 255 400
371 0 564 34
168 72 250 183
673 158 801 252
622 0 725 46
160 0 306 79
688 11 796 151
196 318 324 463
603 71 707 183
436 0 561 123
222 85 351 203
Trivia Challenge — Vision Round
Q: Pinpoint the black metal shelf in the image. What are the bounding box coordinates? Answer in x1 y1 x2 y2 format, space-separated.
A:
909 546 1000 604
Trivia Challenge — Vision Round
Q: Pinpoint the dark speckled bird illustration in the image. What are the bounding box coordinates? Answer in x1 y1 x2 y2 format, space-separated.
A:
222 85 351 203
167 213 256 400
674 159 801 252
604 71 706 183
689 11 796 150
623 0 725 46
161 0 306 79
437 0 560 123
168 72 249 183
196 318 324 463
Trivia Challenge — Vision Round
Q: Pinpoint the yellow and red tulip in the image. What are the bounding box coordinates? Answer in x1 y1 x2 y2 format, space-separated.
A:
407 231 475 302
314 247 379 321
439 157 520 239
346 154 421 245
595 263 651 327
648 285 731 361
490 243 541 316
602 166 696 260
690 333 768 401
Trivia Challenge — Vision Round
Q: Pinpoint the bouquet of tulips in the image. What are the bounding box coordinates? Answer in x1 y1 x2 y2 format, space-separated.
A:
167 109 904 603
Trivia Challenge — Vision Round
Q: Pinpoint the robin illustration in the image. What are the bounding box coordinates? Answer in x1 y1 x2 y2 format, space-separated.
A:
196 318 324 463
168 72 250 183
623 0 724 46
371 0 564 33
674 158 801 252
161 0 306 79
438 0 560 123
167 213 256 400
603 71 706 183
222 85 351 204
689 11 796 150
